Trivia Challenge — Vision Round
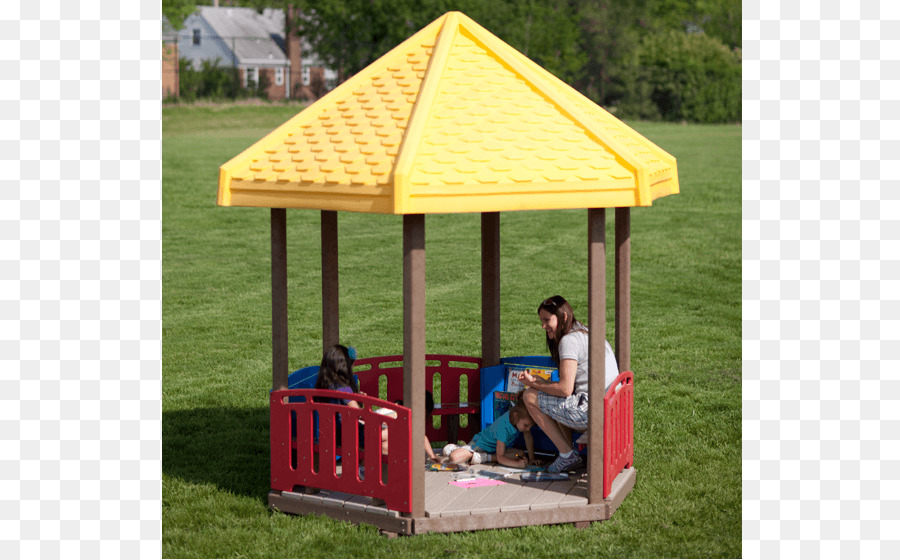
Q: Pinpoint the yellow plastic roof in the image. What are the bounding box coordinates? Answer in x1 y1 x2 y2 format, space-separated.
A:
218 11 678 214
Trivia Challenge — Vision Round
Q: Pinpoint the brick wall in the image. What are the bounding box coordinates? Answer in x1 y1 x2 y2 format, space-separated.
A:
242 67 288 100
260 67 288 100
298 67 326 101
162 42 179 98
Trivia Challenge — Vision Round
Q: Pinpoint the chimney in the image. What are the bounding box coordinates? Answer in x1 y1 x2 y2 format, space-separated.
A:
285 5 303 99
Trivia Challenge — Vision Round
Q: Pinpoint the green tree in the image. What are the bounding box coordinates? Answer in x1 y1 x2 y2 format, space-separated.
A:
290 0 419 82
482 0 584 85
703 0 741 50
291 0 583 86
574 0 652 108
650 0 741 48
616 28 741 122
162 0 199 30
178 57 255 102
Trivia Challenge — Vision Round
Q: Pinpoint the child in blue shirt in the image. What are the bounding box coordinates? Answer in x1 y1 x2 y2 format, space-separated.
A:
443 396 538 468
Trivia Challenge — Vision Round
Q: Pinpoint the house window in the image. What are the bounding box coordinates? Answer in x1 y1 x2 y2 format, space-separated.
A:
275 67 284 86
192 28 201 45
246 67 258 88
302 66 310 86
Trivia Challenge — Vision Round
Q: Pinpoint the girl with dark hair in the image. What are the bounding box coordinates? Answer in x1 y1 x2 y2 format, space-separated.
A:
314 344 361 408
313 344 367 470
518 295 619 473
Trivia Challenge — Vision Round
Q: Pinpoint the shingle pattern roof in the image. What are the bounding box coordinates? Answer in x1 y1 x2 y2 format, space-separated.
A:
200 6 287 63
218 12 678 214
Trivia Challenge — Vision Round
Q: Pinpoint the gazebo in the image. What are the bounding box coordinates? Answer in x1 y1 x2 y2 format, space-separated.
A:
217 12 678 535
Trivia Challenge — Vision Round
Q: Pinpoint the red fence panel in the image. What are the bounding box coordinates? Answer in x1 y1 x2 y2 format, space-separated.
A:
270 389 413 513
353 354 482 445
603 371 634 498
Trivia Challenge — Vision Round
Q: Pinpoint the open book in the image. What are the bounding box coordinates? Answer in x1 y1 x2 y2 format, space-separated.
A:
505 364 555 393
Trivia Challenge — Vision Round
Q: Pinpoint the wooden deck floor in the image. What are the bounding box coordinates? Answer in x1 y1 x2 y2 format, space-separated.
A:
272 462 635 535
280 463 589 518
423 465 589 517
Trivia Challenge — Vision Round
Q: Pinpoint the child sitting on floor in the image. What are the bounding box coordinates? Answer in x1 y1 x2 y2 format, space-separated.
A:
442 394 538 469
375 391 438 461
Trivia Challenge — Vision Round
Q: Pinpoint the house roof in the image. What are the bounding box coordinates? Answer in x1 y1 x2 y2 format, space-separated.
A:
217 11 679 214
199 6 287 65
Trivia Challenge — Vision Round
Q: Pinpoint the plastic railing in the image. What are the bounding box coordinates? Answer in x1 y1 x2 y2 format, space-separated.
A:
603 371 634 498
353 354 482 446
272 359 631 506
270 389 413 512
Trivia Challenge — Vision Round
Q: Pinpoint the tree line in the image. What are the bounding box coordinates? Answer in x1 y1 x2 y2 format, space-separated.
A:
165 0 740 123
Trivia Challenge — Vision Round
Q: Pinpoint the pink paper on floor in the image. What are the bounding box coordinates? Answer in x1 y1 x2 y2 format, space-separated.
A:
449 478 506 488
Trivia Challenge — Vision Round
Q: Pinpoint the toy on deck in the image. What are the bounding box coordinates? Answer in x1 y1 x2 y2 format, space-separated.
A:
427 462 465 472
498 464 546 473
522 472 570 482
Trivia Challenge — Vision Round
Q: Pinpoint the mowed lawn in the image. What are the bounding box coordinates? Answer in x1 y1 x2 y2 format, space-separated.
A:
162 102 741 558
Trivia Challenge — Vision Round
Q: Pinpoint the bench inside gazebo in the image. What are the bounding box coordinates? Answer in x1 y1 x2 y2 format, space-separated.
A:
217 11 678 536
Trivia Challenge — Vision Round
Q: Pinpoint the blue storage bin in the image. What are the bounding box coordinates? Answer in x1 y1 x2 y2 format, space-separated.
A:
479 356 583 456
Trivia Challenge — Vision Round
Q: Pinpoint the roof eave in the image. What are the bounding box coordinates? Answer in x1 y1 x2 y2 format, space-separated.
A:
238 58 290 66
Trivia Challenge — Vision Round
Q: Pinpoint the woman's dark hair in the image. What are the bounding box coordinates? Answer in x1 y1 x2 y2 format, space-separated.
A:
537 295 588 364
315 344 358 393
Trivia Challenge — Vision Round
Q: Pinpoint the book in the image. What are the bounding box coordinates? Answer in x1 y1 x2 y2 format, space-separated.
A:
493 390 519 418
505 364 556 393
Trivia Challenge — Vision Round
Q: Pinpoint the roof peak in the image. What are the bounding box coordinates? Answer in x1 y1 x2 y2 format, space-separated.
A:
219 11 678 214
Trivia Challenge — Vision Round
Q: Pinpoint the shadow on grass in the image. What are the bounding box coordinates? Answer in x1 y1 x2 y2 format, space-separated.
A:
162 406 272 501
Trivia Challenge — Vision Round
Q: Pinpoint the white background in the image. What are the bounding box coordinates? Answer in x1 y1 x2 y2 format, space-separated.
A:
2 0 899 558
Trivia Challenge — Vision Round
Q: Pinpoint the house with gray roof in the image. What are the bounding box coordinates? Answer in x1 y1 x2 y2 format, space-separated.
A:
178 6 303 100
259 7 338 96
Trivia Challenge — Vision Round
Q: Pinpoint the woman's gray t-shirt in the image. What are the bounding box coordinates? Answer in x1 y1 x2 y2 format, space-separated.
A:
557 329 620 395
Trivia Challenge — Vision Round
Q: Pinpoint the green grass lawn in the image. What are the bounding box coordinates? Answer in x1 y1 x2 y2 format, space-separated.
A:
162 103 741 557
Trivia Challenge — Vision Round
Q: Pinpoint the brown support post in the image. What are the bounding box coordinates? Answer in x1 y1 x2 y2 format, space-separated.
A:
321 210 339 351
271 208 289 391
403 214 426 518
615 207 631 372
481 212 501 367
587 208 605 504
